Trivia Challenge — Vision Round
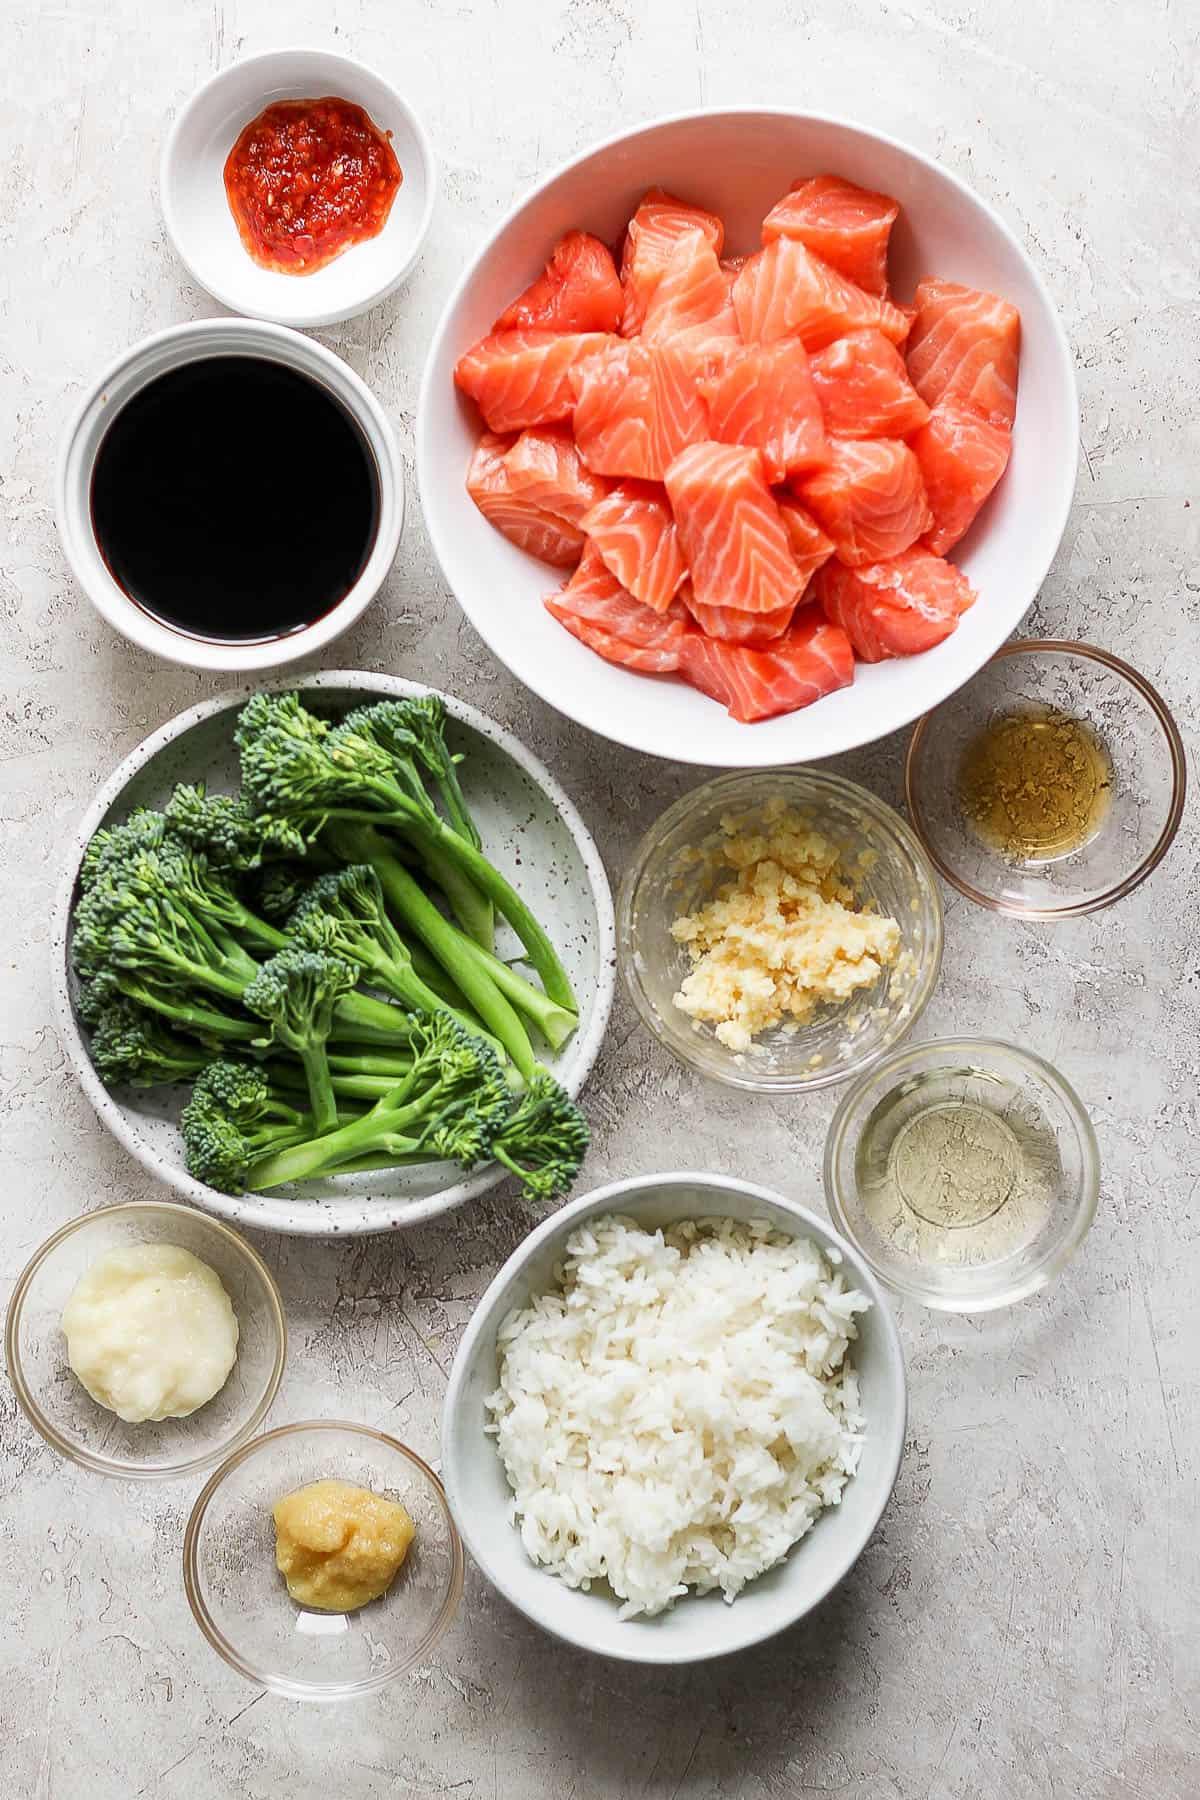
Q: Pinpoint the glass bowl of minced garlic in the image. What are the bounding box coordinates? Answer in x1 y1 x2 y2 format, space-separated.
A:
905 640 1185 918
617 769 944 1093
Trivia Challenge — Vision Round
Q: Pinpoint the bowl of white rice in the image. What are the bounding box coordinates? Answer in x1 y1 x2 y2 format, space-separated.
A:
441 1173 906 1664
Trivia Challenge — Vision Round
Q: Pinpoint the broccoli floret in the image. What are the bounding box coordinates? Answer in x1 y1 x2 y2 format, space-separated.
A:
241 947 357 1133
181 1060 324 1194
288 864 490 1043
236 692 575 1013
164 783 307 870
491 1070 590 1203
72 849 257 999
80 809 167 888
89 1001 211 1088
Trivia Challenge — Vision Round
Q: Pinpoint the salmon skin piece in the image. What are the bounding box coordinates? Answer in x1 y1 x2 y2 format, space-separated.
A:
619 188 725 336
493 231 624 335
454 330 619 433
809 331 930 439
733 238 911 350
761 175 900 298
679 609 855 721
665 442 805 617
817 546 975 661
570 342 708 480
905 279 1020 427
503 424 611 525
579 479 687 612
910 398 1011 555
800 437 933 567
641 228 739 348
776 495 836 587
545 543 689 672
466 433 585 566
683 584 797 647
704 341 828 482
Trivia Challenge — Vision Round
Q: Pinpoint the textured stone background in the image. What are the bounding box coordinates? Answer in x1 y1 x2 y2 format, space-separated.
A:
2 1 1198 1794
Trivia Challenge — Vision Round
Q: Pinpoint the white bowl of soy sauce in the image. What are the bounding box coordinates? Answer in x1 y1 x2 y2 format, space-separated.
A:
55 319 404 671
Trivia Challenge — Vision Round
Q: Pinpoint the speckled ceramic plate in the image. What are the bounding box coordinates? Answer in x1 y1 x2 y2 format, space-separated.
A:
51 673 616 1238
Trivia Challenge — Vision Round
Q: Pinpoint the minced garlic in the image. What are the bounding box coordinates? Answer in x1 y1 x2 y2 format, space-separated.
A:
669 804 901 1052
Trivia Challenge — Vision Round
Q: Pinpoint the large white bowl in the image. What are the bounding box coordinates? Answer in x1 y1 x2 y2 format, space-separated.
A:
51 673 615 1239
417 109 1078 766
441 1172 907 1665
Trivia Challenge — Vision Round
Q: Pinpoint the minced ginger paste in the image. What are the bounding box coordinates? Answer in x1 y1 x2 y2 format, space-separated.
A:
670 804 901 1052
272 1479 415 1612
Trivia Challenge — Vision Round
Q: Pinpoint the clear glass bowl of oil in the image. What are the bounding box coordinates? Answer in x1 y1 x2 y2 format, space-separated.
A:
824 1038 1099 1310
905 641 1185 919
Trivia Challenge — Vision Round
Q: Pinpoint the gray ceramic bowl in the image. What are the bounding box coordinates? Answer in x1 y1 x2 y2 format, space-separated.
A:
442 1172 907 1665
51 673 615 1238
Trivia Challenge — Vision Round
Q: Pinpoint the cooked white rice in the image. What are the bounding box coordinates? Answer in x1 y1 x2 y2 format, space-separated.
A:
485 1212 870 1619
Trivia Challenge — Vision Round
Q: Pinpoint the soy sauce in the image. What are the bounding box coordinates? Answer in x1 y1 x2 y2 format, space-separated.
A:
90 355 380 643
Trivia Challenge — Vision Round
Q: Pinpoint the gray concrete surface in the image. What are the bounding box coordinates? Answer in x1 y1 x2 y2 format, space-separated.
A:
2 1 1198 1795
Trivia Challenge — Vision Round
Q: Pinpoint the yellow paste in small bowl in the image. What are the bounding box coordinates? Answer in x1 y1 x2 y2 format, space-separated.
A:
272 1479 415 1612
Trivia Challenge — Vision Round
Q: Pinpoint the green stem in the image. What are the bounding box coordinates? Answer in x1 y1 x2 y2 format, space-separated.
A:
247 1111 421 1191
324 809 577 1012
331 989 419 1048
418 842 496 953
329 825 535 1079
453 935 578 1051
299 1044 338 1135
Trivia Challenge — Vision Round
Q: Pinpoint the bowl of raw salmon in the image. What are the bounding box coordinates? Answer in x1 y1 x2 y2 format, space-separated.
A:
417 111 1077 765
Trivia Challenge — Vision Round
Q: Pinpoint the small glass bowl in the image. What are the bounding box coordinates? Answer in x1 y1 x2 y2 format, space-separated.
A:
5 1201 285 1480
183 1421 464 1701
617 769 944 1092
905 641 1186 918
824 1037 1100 1311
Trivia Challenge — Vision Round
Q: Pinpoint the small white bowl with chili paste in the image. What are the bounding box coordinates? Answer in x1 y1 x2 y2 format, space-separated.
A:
161 48 436 328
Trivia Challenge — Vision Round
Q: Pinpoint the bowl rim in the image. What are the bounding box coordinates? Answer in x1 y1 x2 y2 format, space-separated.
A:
440 1170 908 1666
54 317 406 672
904 638 1188 918
415 104 1080 766
182 1418 465 1700
4 1199 287 1480
159 45 438 328
49 670 616 1238
616 766 945 1092
823 1033 1101 1311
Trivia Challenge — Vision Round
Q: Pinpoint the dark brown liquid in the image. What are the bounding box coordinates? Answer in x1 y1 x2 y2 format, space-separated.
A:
90 355 380 643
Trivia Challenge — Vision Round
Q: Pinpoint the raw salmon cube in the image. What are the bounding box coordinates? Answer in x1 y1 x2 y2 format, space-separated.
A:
733 238 910 350
454 330 619 433
665 442 805 617
503 424 611 525
905 279 1020 427
571 343 708 480
910 399 1012 555
776 496 837 588
799 438 933 567
641 229 739 347
619 189 725 336
761 175 900 298
545 543 689 671
466 433 585 566
679 610 855 721
579 480 687 613
682 585 797 647
493 231 624 335
809 331 931 439
704 341 829 482
816 547 976 661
